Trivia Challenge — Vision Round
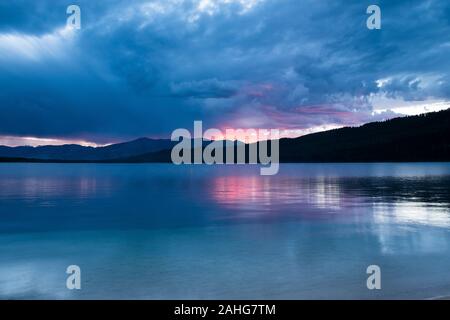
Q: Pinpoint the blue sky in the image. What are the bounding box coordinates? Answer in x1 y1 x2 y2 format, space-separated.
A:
0 0 449 146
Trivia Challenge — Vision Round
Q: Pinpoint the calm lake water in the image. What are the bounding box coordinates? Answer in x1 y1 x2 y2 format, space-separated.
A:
1 163 450 299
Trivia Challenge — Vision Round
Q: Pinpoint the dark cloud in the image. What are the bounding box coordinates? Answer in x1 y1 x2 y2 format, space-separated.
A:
170 79 238 99
0 0 449 142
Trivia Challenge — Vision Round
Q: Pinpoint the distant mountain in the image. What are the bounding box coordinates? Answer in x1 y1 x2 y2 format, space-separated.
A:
110 109 450 163
1 109 450 163
115 140 244 163
0 138 174 161
278 108 450 162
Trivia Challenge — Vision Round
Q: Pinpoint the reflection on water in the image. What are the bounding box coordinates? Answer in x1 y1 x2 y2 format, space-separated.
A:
210 173 450 228
211 176 345 210
1 163 450 299
374 202 450 229
0 176 114 201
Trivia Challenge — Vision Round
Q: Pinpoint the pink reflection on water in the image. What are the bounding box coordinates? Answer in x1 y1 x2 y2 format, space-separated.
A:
211 176 271 209
209 175 351 219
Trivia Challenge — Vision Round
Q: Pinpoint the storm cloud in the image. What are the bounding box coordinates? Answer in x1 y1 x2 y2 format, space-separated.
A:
0 0 449 144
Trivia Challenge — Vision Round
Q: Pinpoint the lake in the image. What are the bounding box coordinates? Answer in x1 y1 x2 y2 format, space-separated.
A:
1 163 450 299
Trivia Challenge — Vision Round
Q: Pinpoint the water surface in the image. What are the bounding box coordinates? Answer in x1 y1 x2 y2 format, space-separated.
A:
1 163 450 299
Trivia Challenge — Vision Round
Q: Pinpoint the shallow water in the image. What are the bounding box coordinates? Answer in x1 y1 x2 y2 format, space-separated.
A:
1 163 450 299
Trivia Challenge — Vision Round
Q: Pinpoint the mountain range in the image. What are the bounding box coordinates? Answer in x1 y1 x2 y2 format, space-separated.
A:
1 108 450 163
0 138 174 161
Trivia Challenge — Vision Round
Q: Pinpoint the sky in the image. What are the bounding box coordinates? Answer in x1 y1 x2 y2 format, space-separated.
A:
0 0 449 146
